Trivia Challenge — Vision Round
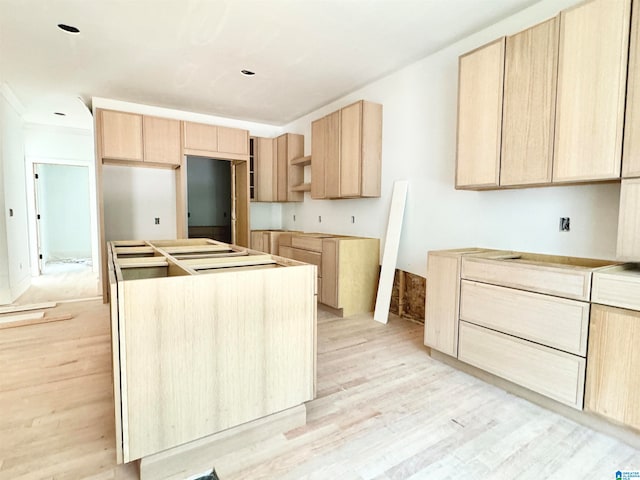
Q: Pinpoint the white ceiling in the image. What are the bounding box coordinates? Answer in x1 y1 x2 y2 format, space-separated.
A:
0 0 538 129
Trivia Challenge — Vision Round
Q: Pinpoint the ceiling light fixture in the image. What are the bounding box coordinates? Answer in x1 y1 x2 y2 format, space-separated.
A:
241 69 255 76
54 112 66 116
57 24 80 34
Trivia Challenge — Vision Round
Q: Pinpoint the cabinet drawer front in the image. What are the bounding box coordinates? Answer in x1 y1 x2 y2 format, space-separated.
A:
291 236 325 252
461 257 591 300
460 280 589 356
288 248 322 276
458 321 586 409
592 266 640 311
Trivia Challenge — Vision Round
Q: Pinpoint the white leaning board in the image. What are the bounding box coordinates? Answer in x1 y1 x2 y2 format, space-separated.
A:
374 180 408 324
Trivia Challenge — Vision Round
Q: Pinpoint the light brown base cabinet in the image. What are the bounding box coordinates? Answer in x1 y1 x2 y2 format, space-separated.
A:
425 248 617 410
108 239 316 465
586 264 640 431
255 231 380 317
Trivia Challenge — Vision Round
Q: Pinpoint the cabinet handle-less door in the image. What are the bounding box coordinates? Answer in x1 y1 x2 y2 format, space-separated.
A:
623 0 640 178
311 117 326 199
500 17 558 186
143 116 181 166
101 110 144 161
553 0 630 182
340 101 363 197
456 38 505 189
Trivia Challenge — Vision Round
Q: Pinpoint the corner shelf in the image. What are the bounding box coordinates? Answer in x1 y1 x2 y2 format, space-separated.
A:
291 155 312 166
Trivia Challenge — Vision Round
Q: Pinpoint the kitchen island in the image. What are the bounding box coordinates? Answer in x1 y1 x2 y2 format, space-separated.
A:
108 238 316 478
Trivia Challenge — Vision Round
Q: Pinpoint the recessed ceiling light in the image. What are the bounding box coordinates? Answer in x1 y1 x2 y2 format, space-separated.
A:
54 112 66 116
241 69 255 76
57 24 80 34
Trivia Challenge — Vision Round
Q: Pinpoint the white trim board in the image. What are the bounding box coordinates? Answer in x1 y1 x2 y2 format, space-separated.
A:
374 180 408 324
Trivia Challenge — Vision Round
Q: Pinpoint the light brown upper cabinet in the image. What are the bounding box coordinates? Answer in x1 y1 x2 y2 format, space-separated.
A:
100 110 144 162
183 121 249 159
255 136 277 202
218 126 249 156
143 116 181 166
623 0 640 178
311 101 381 199
500 18 558 186
277 133 304 202
553 0 631 183
456 38 505 189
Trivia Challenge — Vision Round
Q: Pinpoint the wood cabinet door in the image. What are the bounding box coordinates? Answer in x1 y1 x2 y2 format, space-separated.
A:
500 17 558 186
276 134 288 202
324 111 341 198
286 134 304 202
250 231 264 252
616 178 640 261
256 137 276 201
340 101 363 197
553 0 630 182
456 38 505 189
217 126 249 155
183 122 218 152
585 304 640 430
623 0 640 178
424 253 461 357
311 117 326 199
101 110 143 161
143 116 181 166
320 239 339 308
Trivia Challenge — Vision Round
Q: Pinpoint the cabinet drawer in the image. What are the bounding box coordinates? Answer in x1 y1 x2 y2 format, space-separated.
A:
461 256 592 300
592 266 640 311
288 248 322 276
458 321 586 409
460 280 589 356
291 236 326 252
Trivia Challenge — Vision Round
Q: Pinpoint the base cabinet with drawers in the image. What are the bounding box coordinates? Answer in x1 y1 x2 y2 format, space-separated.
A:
425 248 617 410
253 231 380 317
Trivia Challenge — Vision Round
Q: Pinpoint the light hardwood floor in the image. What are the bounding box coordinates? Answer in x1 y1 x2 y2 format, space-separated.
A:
1 303 639 479
14 263 100 306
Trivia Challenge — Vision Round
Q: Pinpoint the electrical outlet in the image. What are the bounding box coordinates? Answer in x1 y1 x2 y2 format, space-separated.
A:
293 214 296 222
559 217 570 232
351 215 355 224
155 217 160 225
318 215 322 223
9 208 13 217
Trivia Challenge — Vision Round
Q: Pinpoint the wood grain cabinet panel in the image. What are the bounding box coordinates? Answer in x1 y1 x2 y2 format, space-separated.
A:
217 126 249 155
456 38 505 189
101 110 144 161
592 264 640 311
324 111 342 199
311 117 327 199
460 280 589 356
143 116 181 166
458 321 586 409
623 0 640 178
340 102 363 197
585 305 640 430
255 137 277 202
500 17 558 186
320 239 339 308
553 0 630 182
183 122 218 152
616 178 640 260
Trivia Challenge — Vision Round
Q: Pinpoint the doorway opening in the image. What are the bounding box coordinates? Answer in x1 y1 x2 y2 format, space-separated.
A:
186 156 232 243
33 163 93 274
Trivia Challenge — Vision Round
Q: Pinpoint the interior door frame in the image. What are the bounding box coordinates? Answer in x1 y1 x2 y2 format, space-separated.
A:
25 156 100 277
176 155 250 247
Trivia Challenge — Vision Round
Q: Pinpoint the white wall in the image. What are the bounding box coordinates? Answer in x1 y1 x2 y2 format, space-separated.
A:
37 164 92 262
24 124 100 274
0 85 31 302
279 0 621 277
103 164 177 241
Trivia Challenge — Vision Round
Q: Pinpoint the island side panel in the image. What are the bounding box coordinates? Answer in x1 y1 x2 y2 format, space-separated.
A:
121 264 316 461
